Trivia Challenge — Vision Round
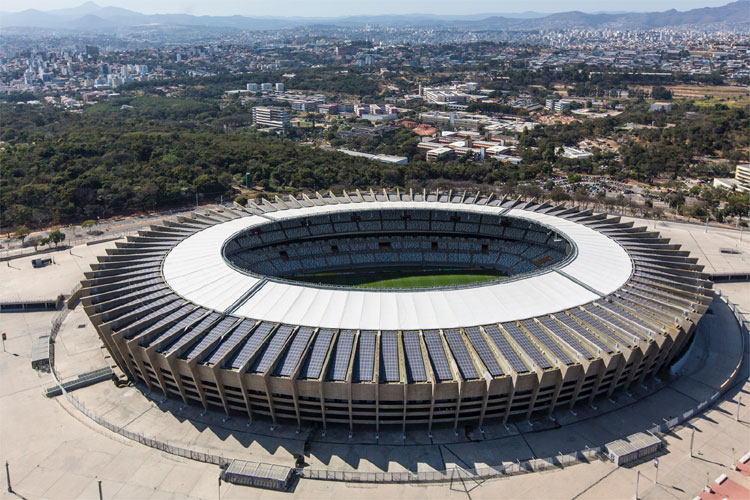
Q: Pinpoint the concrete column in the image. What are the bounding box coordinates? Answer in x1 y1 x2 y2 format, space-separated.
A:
186 362 208 411
261 375 278 424
636 343 660 385
374 332 381 435
586 366 608 406
164 353 189 405
622 350 644 390
125 340 152 390
428 381 436 434
567 360 600 410
605 356 627 399
210 366 231 416
546 372 564 416
524 375 542 420
235 371 254 419
318 383 328 431
453 380 463 431
142 347 169 396
502 379 517 426
477 378 491 428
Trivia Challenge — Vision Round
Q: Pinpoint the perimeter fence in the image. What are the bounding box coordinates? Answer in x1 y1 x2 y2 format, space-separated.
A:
299 448 603 483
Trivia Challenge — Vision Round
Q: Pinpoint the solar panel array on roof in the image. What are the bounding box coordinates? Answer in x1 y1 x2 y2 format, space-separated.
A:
92 272 160 291
503 323 552 370
578 308 633 346
128 304 195 342
620 288 676 313
402 331 427 382
484 325 528 373
354 331 377 382
464 327 503 377
626 283 685 307
537 316 593 360
251 325 294 373
521 320 573 365
275 327 314 376
300 329 335 379
380 332 400 382
113 291 175 320
228 322 275 369
145 308 206 348
121 301 187 340
589 305 645 343
182 316 239 360
444 329 479 379
554 313 613 354
162 312 221 356
204 320 255 365
423 330 452 381
328 330 356 381
110 280 165 297
101 286 170 314
610 297 665 330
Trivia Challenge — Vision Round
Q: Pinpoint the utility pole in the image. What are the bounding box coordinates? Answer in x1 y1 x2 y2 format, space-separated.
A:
5 461 11 493
98 480 103 500
195 192 198 209
689 428 695 457
737 396 742 422
634 470 639 500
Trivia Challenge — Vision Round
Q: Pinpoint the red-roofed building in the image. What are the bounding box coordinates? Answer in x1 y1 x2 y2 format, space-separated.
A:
698 474 750 500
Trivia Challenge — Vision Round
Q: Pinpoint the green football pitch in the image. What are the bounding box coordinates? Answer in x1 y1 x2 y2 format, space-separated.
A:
292 267 506 289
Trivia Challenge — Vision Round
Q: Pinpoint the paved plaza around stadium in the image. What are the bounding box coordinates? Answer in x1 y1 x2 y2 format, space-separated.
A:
0 212 748 499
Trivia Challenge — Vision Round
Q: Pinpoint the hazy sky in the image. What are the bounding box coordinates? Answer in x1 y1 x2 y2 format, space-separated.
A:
1 0 734 17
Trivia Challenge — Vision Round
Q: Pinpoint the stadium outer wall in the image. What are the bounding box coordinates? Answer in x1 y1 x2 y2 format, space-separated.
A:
80 190 713 434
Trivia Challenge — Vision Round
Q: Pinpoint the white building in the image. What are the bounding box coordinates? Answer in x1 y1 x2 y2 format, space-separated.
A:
252 106 290 128
713 164 750 192
337 149 407 164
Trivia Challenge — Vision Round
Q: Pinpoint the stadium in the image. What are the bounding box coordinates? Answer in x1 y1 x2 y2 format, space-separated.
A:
80 189 713 435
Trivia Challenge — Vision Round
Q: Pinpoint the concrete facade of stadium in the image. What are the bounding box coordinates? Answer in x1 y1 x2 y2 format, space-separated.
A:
80 190 712 434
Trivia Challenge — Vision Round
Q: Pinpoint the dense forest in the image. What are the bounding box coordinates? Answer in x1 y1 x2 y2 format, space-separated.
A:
0 100 537 229
518 101 749 180
1 88 748 230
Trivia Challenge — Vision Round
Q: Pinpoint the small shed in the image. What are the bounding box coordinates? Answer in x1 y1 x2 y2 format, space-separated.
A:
223 459 293 491
606 432 662 466
31 335 50 371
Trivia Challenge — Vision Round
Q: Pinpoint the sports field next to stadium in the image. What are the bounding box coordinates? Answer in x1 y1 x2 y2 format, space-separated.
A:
292 267 507 289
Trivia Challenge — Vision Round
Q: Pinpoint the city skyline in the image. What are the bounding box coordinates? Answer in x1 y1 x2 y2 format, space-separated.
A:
1 0 736 18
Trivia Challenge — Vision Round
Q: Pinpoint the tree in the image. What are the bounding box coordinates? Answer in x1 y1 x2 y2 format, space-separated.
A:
234 194 249 207
651 86 673 100
82 220 96 230
550 187 571 202
47 228 66 248
26 235 43 251
13 226 30 244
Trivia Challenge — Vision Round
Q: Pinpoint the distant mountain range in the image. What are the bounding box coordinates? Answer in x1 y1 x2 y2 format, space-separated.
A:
1 1 747 32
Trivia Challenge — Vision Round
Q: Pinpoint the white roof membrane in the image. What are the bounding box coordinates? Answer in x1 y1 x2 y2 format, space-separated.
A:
162 201 632 330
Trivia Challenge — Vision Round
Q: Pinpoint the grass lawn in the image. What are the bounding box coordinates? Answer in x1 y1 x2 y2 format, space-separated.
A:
292 267 506 289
